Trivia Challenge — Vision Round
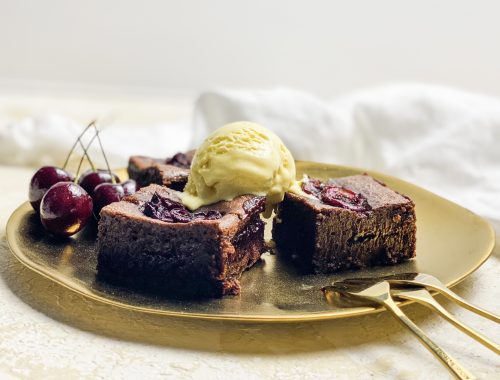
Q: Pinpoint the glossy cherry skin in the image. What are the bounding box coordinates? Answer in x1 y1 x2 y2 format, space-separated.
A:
93 182 125 216
40 182 93 237
121 179 137 196
77 169 120 197
29 166 74 213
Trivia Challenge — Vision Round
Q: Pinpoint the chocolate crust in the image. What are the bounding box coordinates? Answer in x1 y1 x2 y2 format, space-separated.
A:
97 184 265 298
273 175 416 273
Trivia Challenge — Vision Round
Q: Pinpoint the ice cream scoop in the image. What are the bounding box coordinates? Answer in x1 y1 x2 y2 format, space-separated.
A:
181 121 302 216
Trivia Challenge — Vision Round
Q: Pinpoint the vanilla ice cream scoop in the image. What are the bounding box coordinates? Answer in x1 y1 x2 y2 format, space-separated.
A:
181 121 302 215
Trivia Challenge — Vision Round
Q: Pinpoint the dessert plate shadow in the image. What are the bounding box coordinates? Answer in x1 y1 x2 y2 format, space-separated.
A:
6 162 495 322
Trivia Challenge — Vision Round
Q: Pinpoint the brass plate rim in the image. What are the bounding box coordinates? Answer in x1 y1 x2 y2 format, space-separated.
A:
5 161 496 323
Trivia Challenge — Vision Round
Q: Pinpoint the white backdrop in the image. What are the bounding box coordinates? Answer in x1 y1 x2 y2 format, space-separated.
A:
1 4 500 379
1 0 500 98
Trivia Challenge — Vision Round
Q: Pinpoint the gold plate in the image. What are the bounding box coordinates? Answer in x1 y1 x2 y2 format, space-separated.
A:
6 162 495 322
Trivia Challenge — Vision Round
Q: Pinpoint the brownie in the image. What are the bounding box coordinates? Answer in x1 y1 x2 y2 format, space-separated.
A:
127 150 195 190
97 184 266 298
273 175 416 273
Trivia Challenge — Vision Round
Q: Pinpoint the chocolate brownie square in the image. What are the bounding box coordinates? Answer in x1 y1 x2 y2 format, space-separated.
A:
127 150 195 190
273 175 416 273
97 184 266 298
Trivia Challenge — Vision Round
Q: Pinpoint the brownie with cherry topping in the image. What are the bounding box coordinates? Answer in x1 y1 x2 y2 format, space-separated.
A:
97 184 266 298
273 174 416 273
127 150 195 190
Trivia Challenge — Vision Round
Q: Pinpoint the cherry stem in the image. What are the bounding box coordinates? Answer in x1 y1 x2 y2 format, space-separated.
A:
62 122 96 171
75 127 100 182
91 121 115 184
78 139 96 171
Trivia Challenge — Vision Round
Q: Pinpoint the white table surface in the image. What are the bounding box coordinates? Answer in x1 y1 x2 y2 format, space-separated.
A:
0 93 499 379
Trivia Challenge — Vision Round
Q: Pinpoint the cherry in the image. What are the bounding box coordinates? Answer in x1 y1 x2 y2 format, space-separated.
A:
302 178 371 212
29 166 74 213
40 182 93 237
93 179 137 216
78 169 120 197
93 182 125 216
121 179 137 196
193 210 223 221
302 178 324 196
320 186 371 212
242 196 265 214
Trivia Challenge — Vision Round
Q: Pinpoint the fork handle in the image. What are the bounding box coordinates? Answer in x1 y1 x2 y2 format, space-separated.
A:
401 293 500 355
433 285 500 323
383 298 476 380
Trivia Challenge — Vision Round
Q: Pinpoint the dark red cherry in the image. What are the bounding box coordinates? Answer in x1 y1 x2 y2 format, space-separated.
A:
320 185 371 212
121 179 137 196
301 178 323 196
170 208 192 223
242 196 266 214
78 169 120 197
93 182 125 216
29 166 74 213
40 182 93 237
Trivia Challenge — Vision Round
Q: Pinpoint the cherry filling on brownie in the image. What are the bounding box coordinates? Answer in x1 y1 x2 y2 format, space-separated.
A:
302 177 371 212
139 192 266 262
233 197 266 246
273 174 417 274
139 193 265 261
96 184 266 298
142 192 223 222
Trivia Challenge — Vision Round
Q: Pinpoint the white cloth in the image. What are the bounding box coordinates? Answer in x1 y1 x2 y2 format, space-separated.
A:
1 84 499 224
193 85 500 224
0 114 191 170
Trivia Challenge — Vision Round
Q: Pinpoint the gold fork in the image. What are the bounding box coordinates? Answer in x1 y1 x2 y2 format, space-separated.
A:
391 287 500 355
341 273 500 323
322 281 476 380
384 273 500 323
